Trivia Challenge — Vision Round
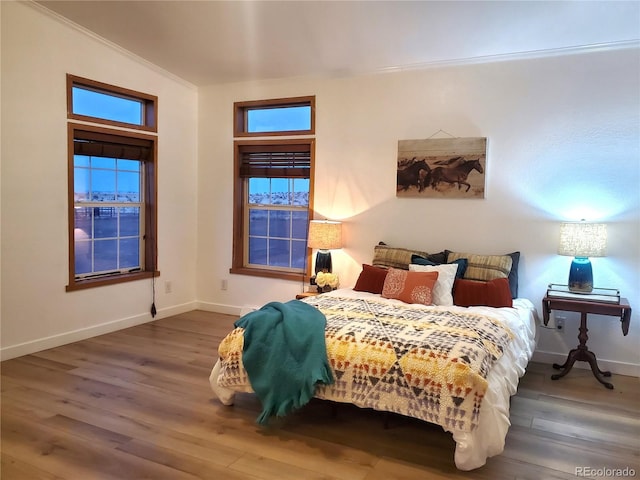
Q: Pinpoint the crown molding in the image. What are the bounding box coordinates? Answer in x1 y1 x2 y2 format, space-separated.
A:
26 1 198 91
374 40 640 76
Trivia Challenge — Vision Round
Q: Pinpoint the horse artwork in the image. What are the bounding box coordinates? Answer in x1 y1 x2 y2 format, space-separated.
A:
396 137 487 198
397 158 431 192
430 158 483 192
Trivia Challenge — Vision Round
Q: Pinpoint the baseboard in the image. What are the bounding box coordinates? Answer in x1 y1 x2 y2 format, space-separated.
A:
195 301 252 316
532 350 640 378
0 301 197 361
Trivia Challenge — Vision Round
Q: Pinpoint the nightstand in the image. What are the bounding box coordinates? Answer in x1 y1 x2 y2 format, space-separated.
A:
542 293 632 389
296 291 320 300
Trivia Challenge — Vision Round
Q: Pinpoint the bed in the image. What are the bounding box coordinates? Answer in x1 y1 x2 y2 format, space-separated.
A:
209 245 538 470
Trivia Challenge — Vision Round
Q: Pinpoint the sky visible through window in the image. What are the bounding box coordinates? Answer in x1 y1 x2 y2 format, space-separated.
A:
247 105 310 133
73 86 143 125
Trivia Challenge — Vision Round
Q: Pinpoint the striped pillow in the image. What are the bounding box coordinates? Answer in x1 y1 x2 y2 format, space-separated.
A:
447 251 512 282
373 243 445 270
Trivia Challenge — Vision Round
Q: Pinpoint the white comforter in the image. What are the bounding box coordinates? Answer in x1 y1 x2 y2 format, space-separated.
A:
209 288 538 470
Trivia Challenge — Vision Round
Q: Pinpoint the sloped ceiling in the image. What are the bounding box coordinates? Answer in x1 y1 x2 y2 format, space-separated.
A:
36 0 640 86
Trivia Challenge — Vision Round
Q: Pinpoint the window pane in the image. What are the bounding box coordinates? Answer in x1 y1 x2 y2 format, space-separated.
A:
94 239 117 272
74 207 93 275
269 210 290 238
292 211 308 239
292 240 307 269
248 178 269 205
247 105 311 133
74 155 90 167
117 171 140 202
120 208 140 236
74 167 90 202
249 237 267 265
94 208 117 238
269 239 290 267
271 178 291 205
292 178 310 206
74 207 93 240
91 170 116 201
91 157 116 169
75 240 92 275
72 86 143 125
119 238 139 269
249 209 267 236
117 159 140 172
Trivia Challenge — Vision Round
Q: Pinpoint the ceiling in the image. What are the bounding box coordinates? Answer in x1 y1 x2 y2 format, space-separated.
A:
36 1 640 87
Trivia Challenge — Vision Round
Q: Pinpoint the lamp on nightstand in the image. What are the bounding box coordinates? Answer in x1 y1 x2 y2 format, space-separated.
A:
558 221 607 293
308 220 342 274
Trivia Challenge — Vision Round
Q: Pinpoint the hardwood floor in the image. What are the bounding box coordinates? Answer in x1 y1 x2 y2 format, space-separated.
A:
2 310 638 480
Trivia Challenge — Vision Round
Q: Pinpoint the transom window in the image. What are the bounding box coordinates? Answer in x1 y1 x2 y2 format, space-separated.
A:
234 96 314 137
231 96 315 281
67 74 157 132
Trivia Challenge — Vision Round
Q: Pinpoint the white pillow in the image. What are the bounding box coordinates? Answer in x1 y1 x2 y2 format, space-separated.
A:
408 263 458 306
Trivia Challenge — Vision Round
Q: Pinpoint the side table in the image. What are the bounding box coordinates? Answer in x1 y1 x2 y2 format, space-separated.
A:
542 295 631 389
296 291 320 300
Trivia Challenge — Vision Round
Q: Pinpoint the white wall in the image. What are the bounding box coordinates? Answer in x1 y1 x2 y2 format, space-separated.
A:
0 2 199 359
198 48 640 375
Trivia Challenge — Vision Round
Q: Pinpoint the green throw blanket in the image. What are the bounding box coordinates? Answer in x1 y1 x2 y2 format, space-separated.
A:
235 300 334 424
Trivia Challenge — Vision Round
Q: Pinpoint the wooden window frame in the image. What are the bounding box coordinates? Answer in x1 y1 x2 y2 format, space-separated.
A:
66 123 159 291
66 75 159 292
67 74 158 133
230 138 315 282
234 96 315 137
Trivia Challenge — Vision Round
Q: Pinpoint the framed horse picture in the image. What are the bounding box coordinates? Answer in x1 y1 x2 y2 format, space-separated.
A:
396 137 487 198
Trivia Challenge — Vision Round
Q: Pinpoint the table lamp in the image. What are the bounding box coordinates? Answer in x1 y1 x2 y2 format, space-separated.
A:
308 220 342 274
558 221 607 293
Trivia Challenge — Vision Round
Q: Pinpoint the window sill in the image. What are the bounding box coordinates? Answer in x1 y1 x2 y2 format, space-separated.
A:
66 270 160 292
229 266 307 283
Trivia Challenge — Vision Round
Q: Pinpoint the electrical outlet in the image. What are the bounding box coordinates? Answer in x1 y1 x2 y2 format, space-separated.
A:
556 316 565 333
164 280 172 294
221 279 228 291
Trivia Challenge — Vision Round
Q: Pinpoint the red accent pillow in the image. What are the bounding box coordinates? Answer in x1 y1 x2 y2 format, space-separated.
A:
353 264 389 294
453 277 513 307
381 268 439 305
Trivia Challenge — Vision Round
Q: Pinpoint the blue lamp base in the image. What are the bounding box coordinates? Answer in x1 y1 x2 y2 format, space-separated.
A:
568 257 593 293
314 250 332 274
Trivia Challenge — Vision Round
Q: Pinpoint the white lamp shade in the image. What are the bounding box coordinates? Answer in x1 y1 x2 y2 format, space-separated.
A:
558 222 607 257
308 220 342 250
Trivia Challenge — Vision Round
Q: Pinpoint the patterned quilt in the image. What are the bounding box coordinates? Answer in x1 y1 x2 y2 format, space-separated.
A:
217 295 514 433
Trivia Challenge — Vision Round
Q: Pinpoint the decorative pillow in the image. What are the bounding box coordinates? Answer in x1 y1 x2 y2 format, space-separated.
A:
381 268 439 305
411 254 468 279
505 251 520 298
353 264 389 294
453 278 513 308
409 263 458 306
373 242 446 270
446 250 520 298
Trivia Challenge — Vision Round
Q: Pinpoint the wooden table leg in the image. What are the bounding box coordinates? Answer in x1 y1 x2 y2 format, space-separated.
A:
551 312 614 389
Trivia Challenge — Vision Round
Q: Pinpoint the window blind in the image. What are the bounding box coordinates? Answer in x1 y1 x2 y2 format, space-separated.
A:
73 130 152 161
239 144 310 178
